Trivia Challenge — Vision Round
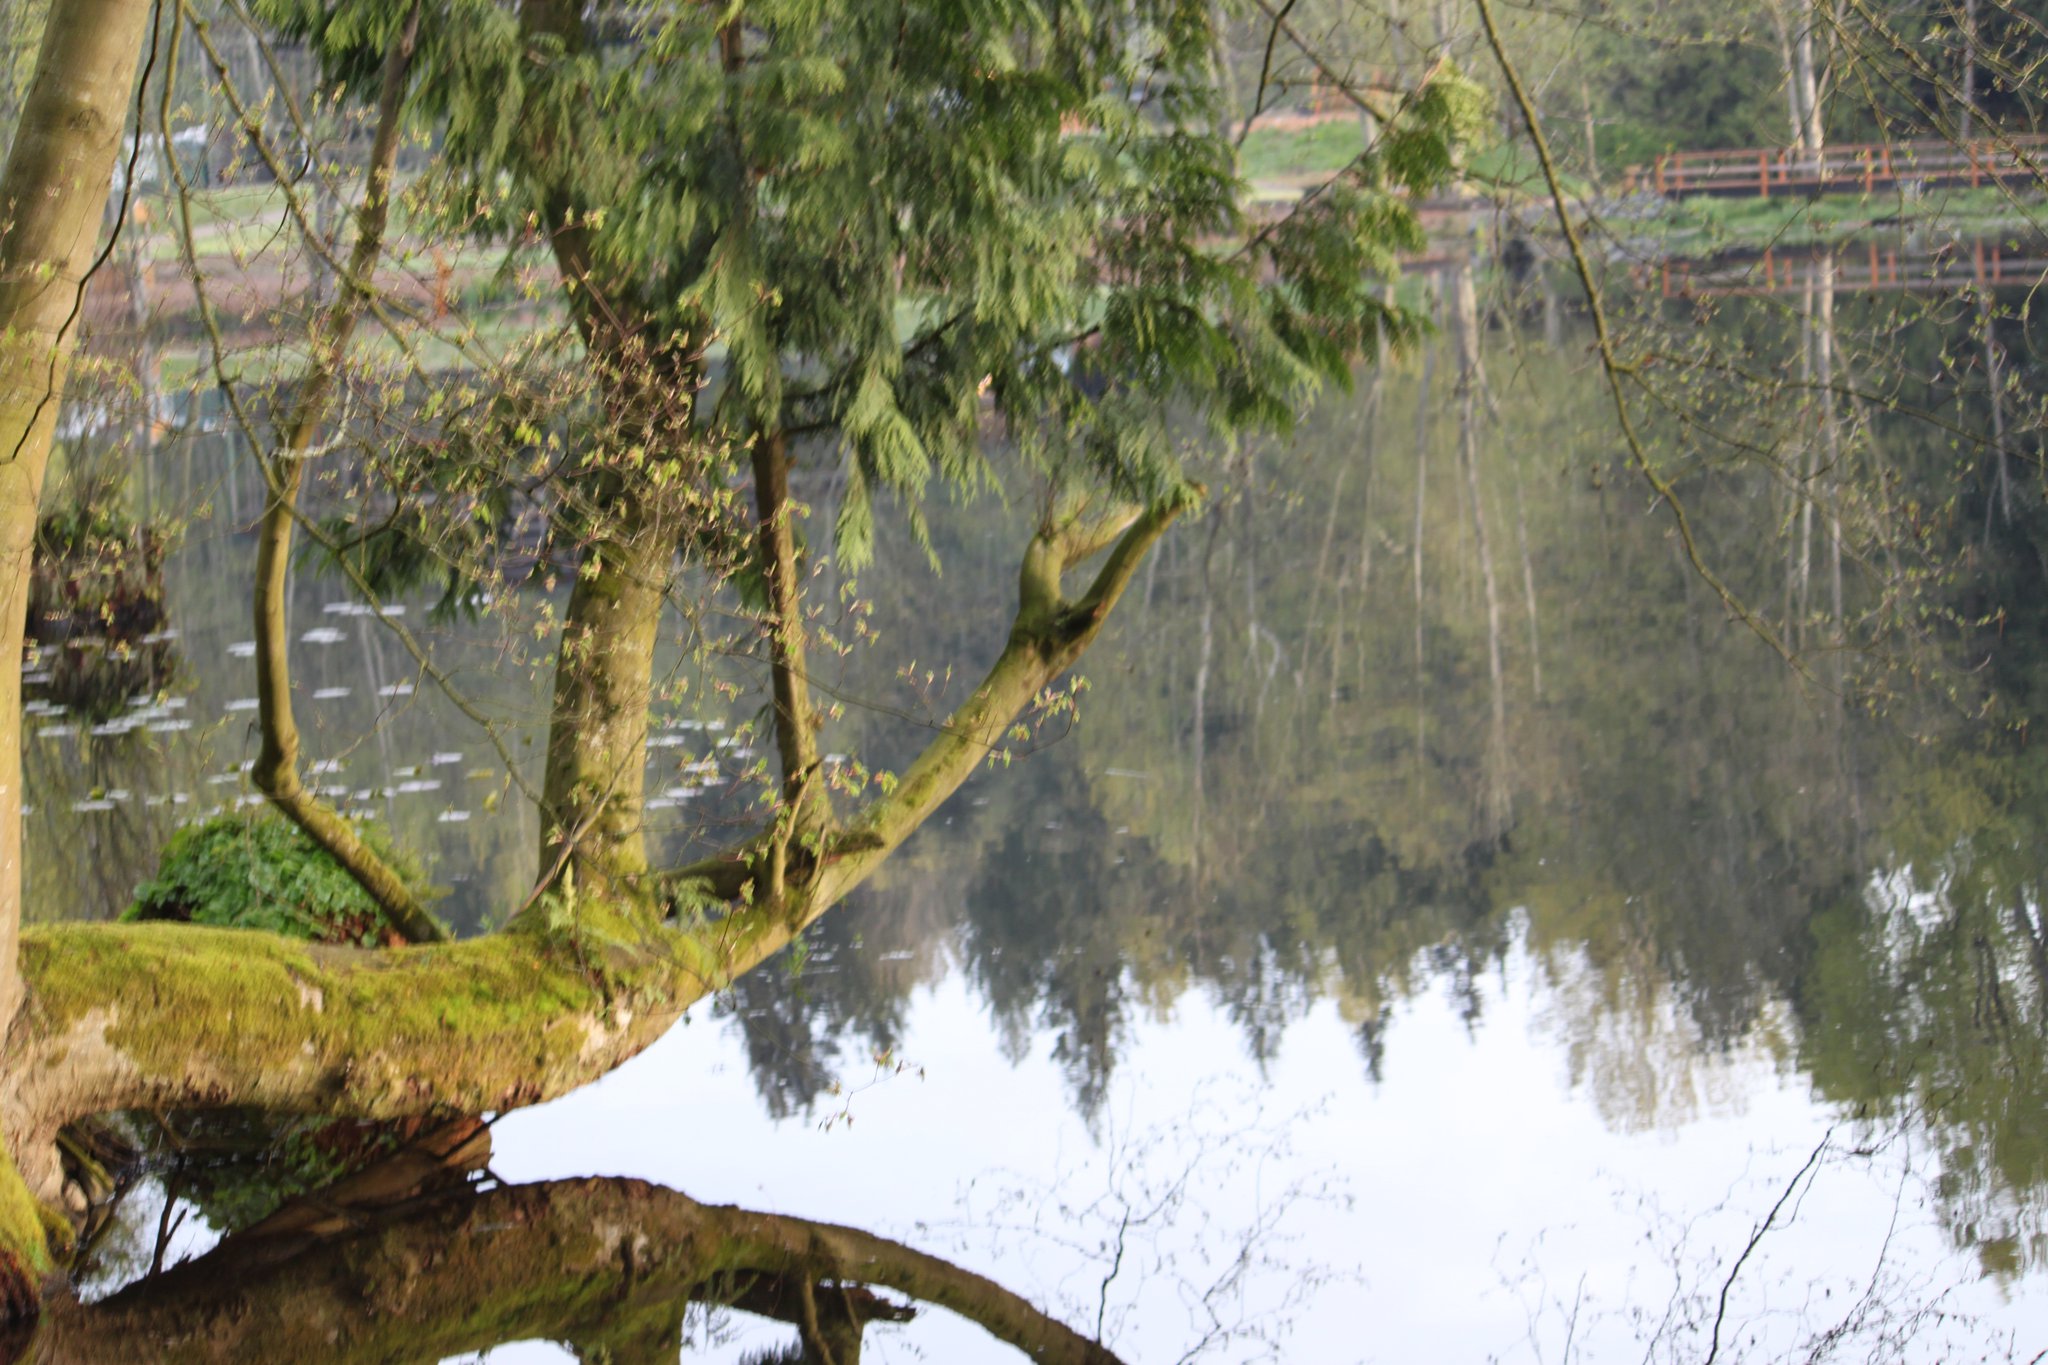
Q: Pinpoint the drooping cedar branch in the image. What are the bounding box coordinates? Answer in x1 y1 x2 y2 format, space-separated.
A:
24 1164 1125 1364
245 2 445 944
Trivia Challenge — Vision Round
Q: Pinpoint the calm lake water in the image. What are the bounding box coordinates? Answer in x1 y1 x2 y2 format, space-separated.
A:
27 243 2048 1361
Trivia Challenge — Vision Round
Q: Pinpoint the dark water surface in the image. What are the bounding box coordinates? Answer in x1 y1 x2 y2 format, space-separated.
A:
27 247 2048 1361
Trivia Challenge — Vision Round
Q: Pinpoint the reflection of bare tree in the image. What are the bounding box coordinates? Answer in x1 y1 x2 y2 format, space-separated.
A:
1447 261 1511 838
21 1121 1123 1364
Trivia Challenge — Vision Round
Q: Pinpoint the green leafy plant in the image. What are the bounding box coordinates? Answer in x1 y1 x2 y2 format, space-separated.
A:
126 813 436 946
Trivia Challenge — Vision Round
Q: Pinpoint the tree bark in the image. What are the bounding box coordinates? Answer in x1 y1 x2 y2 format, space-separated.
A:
247 3 442 943
0 0 160 1032
752 430 824 901
540 487 672 897
0 498 1184 1307
23 1171 1125 1363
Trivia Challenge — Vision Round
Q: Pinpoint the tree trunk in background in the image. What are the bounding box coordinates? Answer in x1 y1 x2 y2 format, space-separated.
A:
1793 2 1824 162
752 429 823 901
1817 250 1842 632
1794 279 1818 642
1979 290 2010 530
1412 341 1433 773
540 484 671 897
1960 0 1978 139
1449 263 1511 836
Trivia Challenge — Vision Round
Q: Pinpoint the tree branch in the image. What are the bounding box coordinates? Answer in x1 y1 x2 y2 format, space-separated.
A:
28 1172 1127 1363
246 3 444 944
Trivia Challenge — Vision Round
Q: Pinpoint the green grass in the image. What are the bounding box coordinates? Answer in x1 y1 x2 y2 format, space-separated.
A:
1633 183 2048 255
1237 121 1371 184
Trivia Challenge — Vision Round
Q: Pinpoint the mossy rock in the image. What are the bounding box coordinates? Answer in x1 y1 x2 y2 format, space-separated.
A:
125 812 431 947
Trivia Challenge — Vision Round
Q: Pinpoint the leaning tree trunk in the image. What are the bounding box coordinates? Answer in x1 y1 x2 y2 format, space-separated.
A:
246 3 443 943
0 0 161 1306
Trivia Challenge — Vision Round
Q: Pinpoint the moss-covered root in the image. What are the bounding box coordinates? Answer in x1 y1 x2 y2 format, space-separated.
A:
0 1139 54 1330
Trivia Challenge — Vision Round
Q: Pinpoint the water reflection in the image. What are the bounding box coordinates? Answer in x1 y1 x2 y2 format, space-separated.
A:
28 241 2048 1346
17 1120 1118 1364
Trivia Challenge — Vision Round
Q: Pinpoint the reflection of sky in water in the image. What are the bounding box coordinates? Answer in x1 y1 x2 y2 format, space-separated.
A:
40 278 2048 1358
486 924 2036 1363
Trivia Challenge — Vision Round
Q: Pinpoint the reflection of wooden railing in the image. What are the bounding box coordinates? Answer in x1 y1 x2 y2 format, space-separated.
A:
1641 238 2048 297
1625 135 2048 198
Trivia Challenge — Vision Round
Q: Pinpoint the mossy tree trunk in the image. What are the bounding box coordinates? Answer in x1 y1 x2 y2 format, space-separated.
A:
20 1157 1125 1362
0 497 1183 1319
0 0 161 1299
539 479 676 897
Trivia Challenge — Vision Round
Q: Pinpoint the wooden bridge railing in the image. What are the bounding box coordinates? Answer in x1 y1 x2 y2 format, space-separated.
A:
1640 238 2048 297
1625 134 2048 198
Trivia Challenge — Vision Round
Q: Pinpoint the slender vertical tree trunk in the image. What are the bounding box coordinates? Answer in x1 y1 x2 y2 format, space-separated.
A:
1578 76 1598 174
1960 0 1978 140
1450 264 1510 834
751 430 823 899
1509 444 1543 701
1979 290 2010 530
1816 250 1842 631
1795 280 1818 642
1412 343 1434 769
1773 11 1805 149
1793 3 1825 165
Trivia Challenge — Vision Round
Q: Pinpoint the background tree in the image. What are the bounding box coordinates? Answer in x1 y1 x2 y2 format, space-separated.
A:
0 0 1480 1327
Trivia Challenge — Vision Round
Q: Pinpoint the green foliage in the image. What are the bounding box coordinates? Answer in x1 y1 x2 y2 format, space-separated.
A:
275 0 1481 587
126 813 431 946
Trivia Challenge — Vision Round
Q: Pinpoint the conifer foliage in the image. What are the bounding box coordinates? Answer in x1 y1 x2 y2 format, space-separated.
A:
251 0 1482 893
